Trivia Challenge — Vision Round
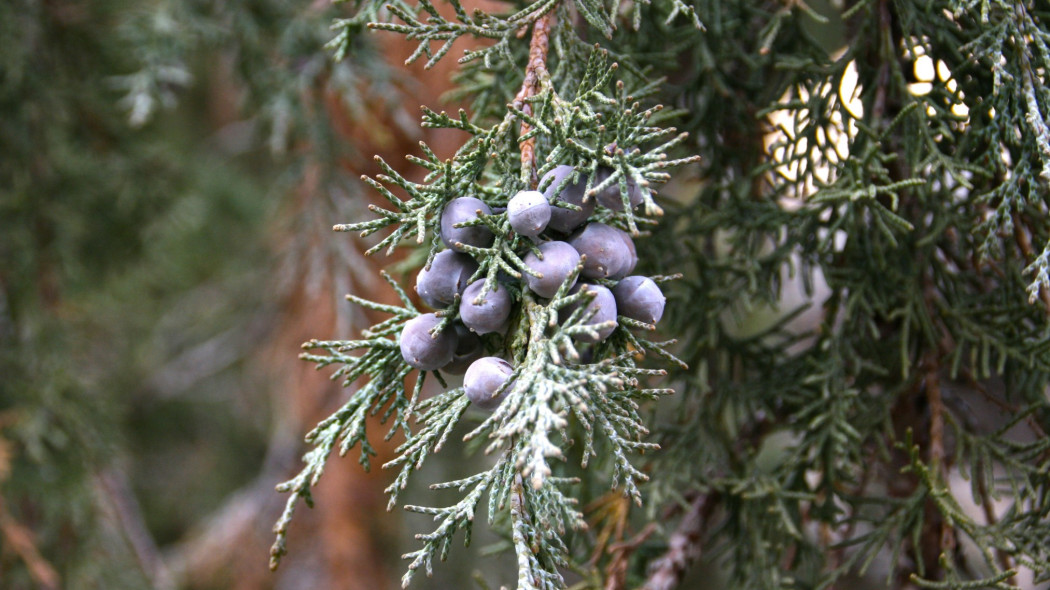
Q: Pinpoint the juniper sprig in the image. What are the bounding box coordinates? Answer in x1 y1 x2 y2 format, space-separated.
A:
271 1 693 586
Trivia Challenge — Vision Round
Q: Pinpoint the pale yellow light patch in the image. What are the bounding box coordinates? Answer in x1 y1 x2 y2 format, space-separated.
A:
908 50 970 124
909 82 933 96
840 59 864 119
764 57 865 198
914 55 936 82
936 59 952 82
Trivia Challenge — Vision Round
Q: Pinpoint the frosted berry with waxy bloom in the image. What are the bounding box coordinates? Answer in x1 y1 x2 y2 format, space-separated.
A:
618 228 639 277
541 165 595 233
415 250 478 309
442 324 484 375
567 283 618 342
440 197 494 252
523 241 580 298
464 356 514 410
612 276 665 325
594 167 644 212
399 313 456 371
507 190 551 237
568 222 637 280
459 280 512 334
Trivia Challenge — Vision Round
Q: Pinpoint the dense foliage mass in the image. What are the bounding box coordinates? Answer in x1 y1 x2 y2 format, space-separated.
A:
279 1 1050 589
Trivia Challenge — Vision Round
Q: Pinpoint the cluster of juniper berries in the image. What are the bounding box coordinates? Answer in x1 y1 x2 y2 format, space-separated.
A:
400 164 667 408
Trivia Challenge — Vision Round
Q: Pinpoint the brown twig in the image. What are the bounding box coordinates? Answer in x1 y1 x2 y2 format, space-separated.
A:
0 496 60 590
958 366 1048 441
871 0 892 125
974 461 1017 585
586 492 629 566
603 522 658 590
514 12 554 186
923 356 956 559
925 359 945 474
95 467 176 590
1012 214 1050 314
640 493 712 590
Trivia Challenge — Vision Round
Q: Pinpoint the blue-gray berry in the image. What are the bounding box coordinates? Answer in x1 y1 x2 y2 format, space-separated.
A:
507 190 551 237
541 165 595 233
459 280 512 334
464 356 514 410
400 313 456 370
612 276 665 325
415 250 478 308
568 222 636 280
440 197 494 252
568 284 618 342
594 167 645 211
618 228 638 277
523 241 580 298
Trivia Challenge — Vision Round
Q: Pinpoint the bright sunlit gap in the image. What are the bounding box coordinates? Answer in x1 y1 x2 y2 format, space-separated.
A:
766 43 974 206
909 49 970 119
764 56 861 203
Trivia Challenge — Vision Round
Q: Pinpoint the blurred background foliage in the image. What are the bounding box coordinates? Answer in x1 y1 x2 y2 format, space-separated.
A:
0 0 415 587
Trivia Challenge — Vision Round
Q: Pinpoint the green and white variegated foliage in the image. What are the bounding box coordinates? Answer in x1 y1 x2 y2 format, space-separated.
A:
272 1 695 588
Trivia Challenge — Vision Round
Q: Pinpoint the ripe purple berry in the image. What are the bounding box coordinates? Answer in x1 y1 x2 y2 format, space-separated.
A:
612 276 665 325
594 167 644 211
416 250 478 309
442 324 484 375
400 313 456 370
541 165 595 233
567 284 618 342
507 190 551 237
459 280 512 334
464 356 514 410
618 229 638 277
523 241 580 298
441 197 494 252
568 222 637 280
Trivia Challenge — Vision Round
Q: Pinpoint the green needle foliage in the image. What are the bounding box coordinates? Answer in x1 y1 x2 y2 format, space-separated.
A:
271 0 1050 589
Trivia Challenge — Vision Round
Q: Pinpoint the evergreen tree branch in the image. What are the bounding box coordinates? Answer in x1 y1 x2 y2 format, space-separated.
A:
509 477 571 590
272 1 1050 588
400 460 503 587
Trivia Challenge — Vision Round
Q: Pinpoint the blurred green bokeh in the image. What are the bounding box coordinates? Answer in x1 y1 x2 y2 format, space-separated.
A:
0 0 299 585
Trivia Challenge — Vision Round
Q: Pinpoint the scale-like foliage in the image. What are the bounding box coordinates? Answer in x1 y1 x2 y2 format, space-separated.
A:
275 1 1050 589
